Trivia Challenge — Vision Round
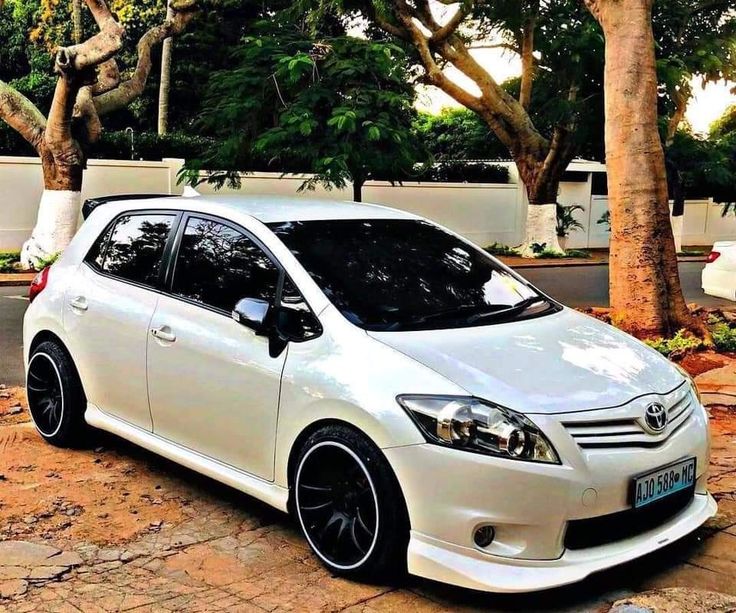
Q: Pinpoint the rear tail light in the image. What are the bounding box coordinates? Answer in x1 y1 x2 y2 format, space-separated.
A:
28 267 50 303
706 251 721 264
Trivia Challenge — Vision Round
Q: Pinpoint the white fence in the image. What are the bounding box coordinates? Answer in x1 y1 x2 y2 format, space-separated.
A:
1 155 735 252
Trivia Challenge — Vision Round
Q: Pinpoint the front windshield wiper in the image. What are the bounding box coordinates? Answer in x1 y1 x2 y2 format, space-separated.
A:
383 297 550 331
465 296 550 325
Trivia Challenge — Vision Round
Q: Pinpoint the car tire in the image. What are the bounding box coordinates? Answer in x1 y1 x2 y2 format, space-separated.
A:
293 424 409 581
26 340 88 447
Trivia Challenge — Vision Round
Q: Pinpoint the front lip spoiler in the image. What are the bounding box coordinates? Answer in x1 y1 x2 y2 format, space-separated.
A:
406 492 717 593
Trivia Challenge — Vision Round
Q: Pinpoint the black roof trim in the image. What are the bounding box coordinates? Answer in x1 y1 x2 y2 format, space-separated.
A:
82 193 177 220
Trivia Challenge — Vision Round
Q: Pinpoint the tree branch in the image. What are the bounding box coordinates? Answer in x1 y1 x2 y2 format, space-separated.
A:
45 76 85 166
93 0 199 116
0 81 46 150
666 86 690 146
54 0 124 74
519 12 537 109
391 0 485 115
431 3 471 43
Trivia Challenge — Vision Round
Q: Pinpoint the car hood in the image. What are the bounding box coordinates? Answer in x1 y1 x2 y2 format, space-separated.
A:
367 308 684 414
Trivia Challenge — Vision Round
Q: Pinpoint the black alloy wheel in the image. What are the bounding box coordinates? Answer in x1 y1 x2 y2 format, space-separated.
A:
27 352 65 437
27 341 88 447
296 441 379 569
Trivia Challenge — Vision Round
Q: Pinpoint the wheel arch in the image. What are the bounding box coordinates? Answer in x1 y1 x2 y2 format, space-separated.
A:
286 418 370 491
28 330 86 397
284 418 411 528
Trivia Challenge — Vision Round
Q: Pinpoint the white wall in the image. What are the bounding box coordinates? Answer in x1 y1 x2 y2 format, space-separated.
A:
2 155 736 252
0 156 184 250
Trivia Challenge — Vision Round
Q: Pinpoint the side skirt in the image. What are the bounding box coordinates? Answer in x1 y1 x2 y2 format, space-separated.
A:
85 404 289 512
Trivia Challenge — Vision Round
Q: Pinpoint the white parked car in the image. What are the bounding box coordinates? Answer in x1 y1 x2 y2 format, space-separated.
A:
24 195 715 593
702 241 736 301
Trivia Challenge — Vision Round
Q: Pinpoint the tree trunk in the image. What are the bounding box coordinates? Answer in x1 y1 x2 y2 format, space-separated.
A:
516 161 564 257
21 150 83 269
157 4 175 135
352 178 363 202
591 0 697 338
666 155 685 254
72 0 83 44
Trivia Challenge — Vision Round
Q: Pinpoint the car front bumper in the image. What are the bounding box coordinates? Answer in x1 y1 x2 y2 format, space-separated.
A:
383 396 714 592
405 492 715 593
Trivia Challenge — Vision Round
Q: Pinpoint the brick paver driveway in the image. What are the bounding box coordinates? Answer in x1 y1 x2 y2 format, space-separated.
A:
1 366 736 612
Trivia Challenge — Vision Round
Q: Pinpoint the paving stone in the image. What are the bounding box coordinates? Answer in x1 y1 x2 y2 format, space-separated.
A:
0 542 60 567
0 579 28 599
0 567 27 581
26 566 69 582
95 548 121 563
610 588 736 612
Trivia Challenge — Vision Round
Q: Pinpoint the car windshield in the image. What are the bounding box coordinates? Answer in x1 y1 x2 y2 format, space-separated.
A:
268 218 557 331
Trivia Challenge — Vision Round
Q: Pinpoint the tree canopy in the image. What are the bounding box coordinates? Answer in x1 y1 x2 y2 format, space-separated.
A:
186 22 425 200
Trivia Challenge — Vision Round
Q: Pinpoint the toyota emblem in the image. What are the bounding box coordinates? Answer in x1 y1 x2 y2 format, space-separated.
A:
644 403 668 433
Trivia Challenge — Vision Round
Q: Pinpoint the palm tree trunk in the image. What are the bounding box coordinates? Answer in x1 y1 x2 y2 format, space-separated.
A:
157 4 175 135
72 0 83 44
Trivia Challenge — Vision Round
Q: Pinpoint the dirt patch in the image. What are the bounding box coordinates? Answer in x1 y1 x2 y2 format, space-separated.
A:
709 405 736 438
0 389 194 549
0 385 28 427
681 352 732 377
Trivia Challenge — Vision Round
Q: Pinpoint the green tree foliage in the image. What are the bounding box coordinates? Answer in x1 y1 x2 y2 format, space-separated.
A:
667 129 735 208
414 108 507 161
655 0 736 136
0 0 266 150
186 22 425 201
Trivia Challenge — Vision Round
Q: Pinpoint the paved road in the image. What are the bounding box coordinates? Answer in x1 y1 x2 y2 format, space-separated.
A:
0 262 731 386
0 286 28 387
522 261 731 309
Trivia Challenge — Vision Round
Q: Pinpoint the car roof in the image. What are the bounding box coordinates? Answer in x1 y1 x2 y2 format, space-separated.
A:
103 193 418 223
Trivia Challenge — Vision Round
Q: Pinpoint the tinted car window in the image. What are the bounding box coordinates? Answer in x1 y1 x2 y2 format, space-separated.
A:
93 214 174 286
269 219 555 331
85 225 113 270
172 217 280 312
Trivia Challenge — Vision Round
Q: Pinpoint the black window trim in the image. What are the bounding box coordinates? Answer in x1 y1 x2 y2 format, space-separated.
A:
160 211 285 319
83 208 184 294
85 208 321 333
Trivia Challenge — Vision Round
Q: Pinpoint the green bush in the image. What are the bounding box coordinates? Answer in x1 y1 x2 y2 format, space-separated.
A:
645 329 704 357
536 248 592 259
711 321 736 352
0 251 20 273
89 131 216 161
486 243 519 256
421 161 509 184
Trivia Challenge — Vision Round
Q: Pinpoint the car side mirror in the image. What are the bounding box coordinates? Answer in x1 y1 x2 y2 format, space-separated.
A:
232 297 271 335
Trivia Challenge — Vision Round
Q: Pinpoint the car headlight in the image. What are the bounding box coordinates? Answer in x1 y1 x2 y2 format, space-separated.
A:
396 395 559 464
674 363 702 404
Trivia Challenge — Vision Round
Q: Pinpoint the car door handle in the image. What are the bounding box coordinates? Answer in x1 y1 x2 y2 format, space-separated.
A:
69 296 88 311
151 326 176 343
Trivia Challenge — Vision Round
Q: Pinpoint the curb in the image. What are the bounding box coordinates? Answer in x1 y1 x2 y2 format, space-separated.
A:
501 256 705 270
0 275 34 288
0 256 708 282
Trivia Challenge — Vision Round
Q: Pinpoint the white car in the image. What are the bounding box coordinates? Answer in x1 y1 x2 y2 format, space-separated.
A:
703 241 736 301
24 195 715 593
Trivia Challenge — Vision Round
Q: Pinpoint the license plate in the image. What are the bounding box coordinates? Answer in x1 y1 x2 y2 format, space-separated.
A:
631 457 696 509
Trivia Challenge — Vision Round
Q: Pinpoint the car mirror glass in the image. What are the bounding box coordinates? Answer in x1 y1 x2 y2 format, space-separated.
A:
232 297 271 335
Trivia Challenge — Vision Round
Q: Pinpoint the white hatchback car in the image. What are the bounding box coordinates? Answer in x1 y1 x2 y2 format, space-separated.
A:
24 195 715 593
703 241 736 301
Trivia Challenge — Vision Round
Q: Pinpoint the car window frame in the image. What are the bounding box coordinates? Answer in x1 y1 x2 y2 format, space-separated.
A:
163 212 292 320
83 208 183 293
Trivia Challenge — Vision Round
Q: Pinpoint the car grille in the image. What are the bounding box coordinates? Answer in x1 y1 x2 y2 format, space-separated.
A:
561 389 694 449
564 488 695 550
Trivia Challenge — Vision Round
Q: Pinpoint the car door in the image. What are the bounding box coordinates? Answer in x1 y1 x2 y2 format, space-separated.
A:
146 214 286 480
64 211 179 431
